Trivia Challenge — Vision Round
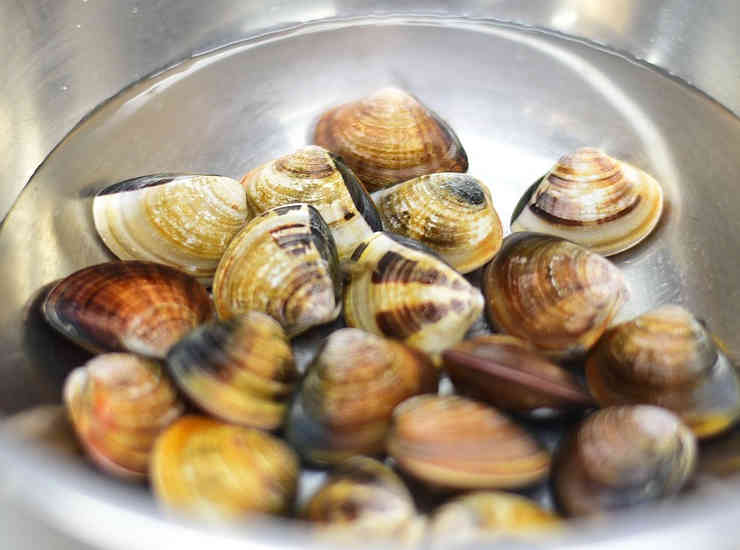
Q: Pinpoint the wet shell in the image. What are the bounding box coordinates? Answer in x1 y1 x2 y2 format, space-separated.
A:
151 415 299 520
344 232 483 355
552 405 696 517
314 87 468 192
586 305 740 438
241 146 382 260
212 203 342 337
374 173 503 273
286 328 437 465
93 174 249 283
43 261 214 358
64 353 184 479
511 148 664 256
482 233 628 360
443 335 594 414
166 312 297 430
387 395 550 490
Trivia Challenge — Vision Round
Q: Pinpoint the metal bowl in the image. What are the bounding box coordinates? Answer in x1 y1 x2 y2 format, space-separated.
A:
1 2 739 549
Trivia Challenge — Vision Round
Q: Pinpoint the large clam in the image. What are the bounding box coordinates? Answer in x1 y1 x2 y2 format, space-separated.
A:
344 232 483 355
93 174 249 283
511 148 664 256
482 233 628 360
387 395 550 490
373 173 503 273
313 87 468 191
166 312 297 430
151 416 299 520
43 261 214 358
241 146 382 260
552 405 697 517
286 328 437 465
213 203 342 337
586 305 740 439
64 353 184 480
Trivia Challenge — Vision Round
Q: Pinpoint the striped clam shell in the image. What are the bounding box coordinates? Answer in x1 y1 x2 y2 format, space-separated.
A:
511 148 664 256
344 232 483 355
374 173 503 273
586 305 740 439
482 233 628 360
212 203 342 337
93 174 249 283
314 88 468 192
242 146 382 261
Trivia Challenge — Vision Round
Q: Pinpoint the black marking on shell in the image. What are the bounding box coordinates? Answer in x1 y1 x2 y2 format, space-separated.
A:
350 241 370 262
272 203 305 215
442 174 486 205
306 204 343 299
166 320 235 379
421 100 469 172
371 251 447 286
375 302 449 339
96 174 185 195
510 177 542 226
330 153 383 232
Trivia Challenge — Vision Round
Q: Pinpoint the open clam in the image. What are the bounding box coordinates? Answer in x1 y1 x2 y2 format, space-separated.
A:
374 173 503 273
314 88 468 191
511 148 664 256
93 174 249 283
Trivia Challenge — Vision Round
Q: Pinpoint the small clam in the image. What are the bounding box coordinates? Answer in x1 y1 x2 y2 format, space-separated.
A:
553 406 696 517
387 395 550 490
43 261 214 358
511 148 664 256
166 312 297 430
213 203 342 337
242 146 382 260
586 305 740 438
93 174 249 283
374 173 503 273
64 353 184 480
151 415 299 520
286 328 437 465
344 232 483 355
482 233 628 360
443 335 594 414
314 88 468 191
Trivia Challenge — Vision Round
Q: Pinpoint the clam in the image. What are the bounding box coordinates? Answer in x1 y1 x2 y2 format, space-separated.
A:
212 203 342 337
93 174 250 283
344 232 483 355
64 353 184 480
443 335 594 414
552 405 696 517
511 148 664 256
241 146 382 260
313 87 468 192
586 305 740 438
482 233 628 360
151 415 299 520
43 261 214 358
387 395 550 490
286 328 437 465
166 312 297 430
373 173 503 273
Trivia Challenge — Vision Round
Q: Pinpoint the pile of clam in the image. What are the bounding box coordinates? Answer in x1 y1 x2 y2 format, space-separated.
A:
42 87 739 546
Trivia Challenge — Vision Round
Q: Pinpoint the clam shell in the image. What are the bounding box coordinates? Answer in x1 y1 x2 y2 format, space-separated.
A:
93 174 249 283
344 232 483 355
212 203 342 337
43 261 214 358
482 233 628 360
586 305 740 438
166 312 297 430
286 328 437 465
374 173 503 273
552 405 696 517
242 146 382 260
314 88 468 192
387 395 550 490
511 148 664 256
64 353 184 480
150 415 299 519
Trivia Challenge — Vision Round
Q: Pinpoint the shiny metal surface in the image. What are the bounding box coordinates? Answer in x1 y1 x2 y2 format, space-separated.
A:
0 2 739 550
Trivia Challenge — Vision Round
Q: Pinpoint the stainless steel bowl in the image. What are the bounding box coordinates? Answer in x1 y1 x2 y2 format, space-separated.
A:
1 1 739 549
